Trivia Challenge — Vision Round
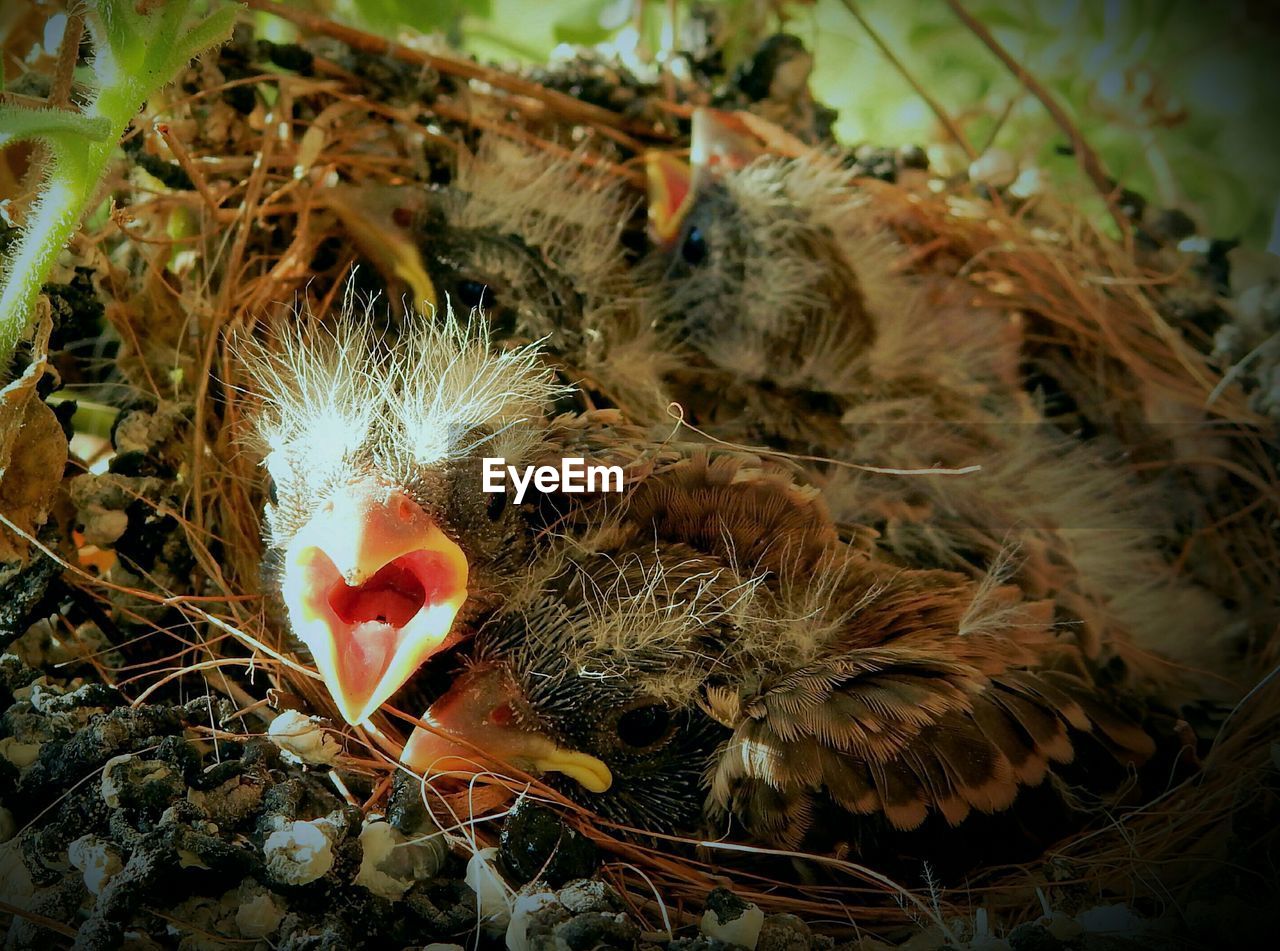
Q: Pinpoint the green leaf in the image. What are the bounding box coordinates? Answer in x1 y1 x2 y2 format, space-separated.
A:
551 0 614 47
0 105 112 148
168 5 239 81
88 0 146 73
1 0 239 369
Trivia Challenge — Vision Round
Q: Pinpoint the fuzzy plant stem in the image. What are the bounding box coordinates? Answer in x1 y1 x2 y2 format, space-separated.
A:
0 0 237 369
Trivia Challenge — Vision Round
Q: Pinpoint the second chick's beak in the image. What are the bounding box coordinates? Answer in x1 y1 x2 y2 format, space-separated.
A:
281 476 469 725
645 149 695 247
401 665 612 794
645 107 764 246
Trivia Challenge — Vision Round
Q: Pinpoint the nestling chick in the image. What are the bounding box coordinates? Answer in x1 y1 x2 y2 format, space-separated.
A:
642 108 1007 446
324 138 674 421
240 299 632 724
642 109 1240 689
404 454 1155 857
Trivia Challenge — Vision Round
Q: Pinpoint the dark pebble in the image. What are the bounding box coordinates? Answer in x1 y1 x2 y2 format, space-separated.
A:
668 938 746 951
277 911 358 951
107 448 167 479
132 151 195 191
898 144 929 169
705 886 753 923
1117 187 1146 220
1151 208 1197 243
558 877 622 914
0 549 62 651
43 265 105 352
404 877 477 932
499 799 598 887
1204 238 1239 293
0 654 42 694
1008 921 1064 951
758 913 814 951
387 768 433 835
222 83 258 114
553 911 640 951
259 40 315 76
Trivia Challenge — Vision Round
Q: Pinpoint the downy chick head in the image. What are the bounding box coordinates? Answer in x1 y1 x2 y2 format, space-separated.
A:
323 138 672 419
403 453 841 830
406 546 747 831
403 455 1154 849
643 108 904 394
240 293 568 725
421 138 634 355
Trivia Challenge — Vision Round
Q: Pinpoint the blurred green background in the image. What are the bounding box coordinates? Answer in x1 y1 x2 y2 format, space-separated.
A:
278 0 1280 249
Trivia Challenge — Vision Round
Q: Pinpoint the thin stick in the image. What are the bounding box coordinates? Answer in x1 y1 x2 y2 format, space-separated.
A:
979 93 1019 155
49 12 85 109
430 100 644 186
838 0 976 161
11 12 86 217
665 403 982 477
0 899 77 940
942 0 1128 234
156 122 222 214
244 0 650 136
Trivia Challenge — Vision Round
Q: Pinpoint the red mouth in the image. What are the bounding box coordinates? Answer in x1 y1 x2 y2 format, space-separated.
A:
280 478 470 724
329 555 433 628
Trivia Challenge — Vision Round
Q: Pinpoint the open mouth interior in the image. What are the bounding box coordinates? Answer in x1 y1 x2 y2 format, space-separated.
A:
281 485 471 724
328 557 429 628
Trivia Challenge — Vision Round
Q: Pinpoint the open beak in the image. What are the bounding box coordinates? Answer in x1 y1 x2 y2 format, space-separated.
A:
401 665 612 794
645 107 765 247
645 149 695 247
281 476 469 725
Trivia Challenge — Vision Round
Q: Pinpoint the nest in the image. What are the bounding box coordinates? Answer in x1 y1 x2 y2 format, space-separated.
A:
2 2 1278 946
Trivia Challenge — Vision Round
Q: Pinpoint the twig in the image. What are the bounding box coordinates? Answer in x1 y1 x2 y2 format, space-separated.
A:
980 93 1019 155
11 13 88 218
0 899 77 940
50 12 86 108
942 0 1128 234
430 100 644 186
244 0 652 137
156 121 222 213
1206 329 1280 409
838 0 976 161
665 403 982 477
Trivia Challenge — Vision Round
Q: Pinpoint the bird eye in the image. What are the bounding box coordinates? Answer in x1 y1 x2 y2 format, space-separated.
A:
615 704 672 748
266 477 279 506
488 701 514 726
456 279 489 310
680 226 708 266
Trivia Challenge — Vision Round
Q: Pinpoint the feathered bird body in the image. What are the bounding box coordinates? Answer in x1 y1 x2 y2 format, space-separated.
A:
407 453 1156 860
243 125 1233 863
640 120 1241 692
240 301 650 723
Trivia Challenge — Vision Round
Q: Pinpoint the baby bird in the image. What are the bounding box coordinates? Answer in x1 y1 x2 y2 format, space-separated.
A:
315 124 1234 700
642 107 1013 448
641 109 1239 690
403 454 1155 858
241 300 634 724
323 137 673 422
